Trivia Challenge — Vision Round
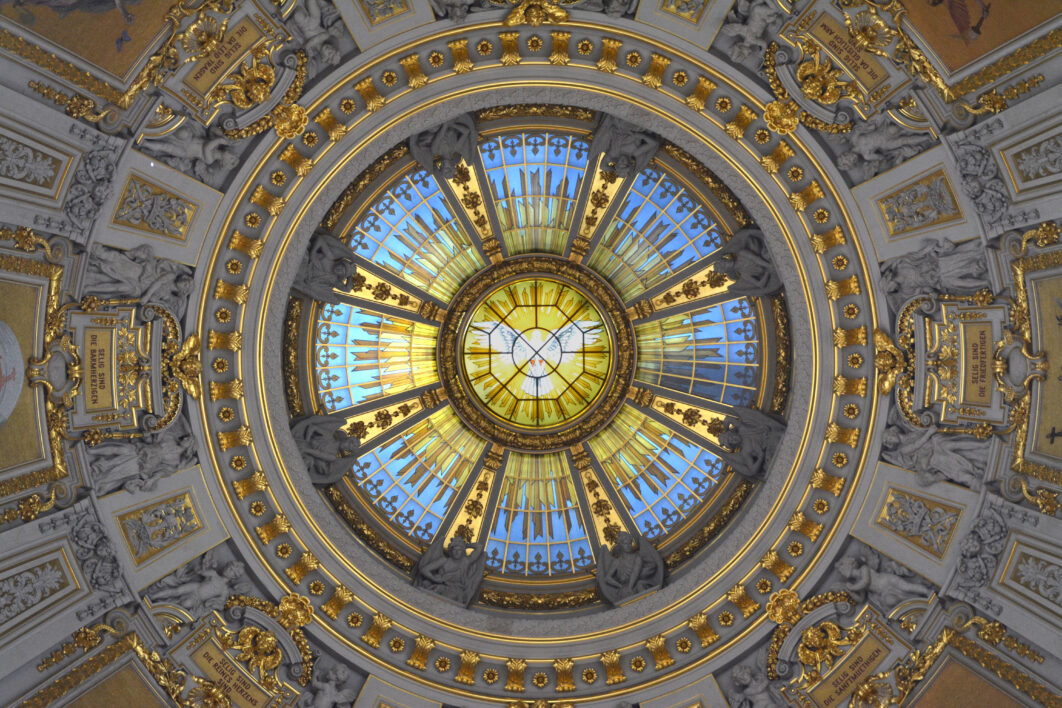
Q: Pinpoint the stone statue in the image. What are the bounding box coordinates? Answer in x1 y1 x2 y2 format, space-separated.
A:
573 0 639 17
409 114 478 180
83 416 198 496
596 531 664 605
836 114 933 183
836 546 931 610
287 0 345 79
429 0 487 21
83 243 195 319
717 0 785 66
953 138 1010 225
729 664 780 708
954 507 1008 593
139 123 242 190
290 414 358 485
297 664 360 708
589 114 659 178
881 416 988 490
70 511 125 597
64 147 118 234
879 238 989 314
717 407 785 478
713 227 782 297
293 230 357 304
148 547 252 615
412 535 486 606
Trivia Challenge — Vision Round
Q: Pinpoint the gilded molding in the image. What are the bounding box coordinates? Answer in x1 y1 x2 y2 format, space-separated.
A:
283 297 305 417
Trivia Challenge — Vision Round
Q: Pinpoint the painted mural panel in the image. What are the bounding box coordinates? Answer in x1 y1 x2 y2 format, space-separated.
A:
0 270 46 472
0 0 172 81
898 0 1061 73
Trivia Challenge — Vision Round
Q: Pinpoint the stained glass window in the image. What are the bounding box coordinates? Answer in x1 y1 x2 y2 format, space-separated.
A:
348 167 484 301
350 408 484 544
484 452 594 576
634 298 760 406
590 166 725 301
314 303 438 412
480 131 590 255
589 406 725 541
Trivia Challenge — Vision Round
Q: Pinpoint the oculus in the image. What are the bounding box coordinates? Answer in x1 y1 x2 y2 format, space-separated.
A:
439 256 635 452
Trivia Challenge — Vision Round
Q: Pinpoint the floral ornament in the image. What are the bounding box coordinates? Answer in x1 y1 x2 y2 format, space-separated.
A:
581 667 597 684
675 637 692 653
832 452 849 467
483 668 499 684
389 636 405 652
766 588 802 625
503 0 570 27
434 656 451 672
630 655 646 672
845 10 895 55
347 612 363 628
764 99 800 135
532 672 549 687
188 679 231 708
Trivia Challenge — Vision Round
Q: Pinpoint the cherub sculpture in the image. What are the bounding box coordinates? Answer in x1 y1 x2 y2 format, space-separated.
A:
835 547 931 611
298 664 359 708
596 531 664 605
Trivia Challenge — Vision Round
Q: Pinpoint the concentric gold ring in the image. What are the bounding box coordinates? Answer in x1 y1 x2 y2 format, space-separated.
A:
438 255 635 452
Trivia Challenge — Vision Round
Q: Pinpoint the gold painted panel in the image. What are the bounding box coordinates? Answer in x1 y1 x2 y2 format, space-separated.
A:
67 662 170 708
659 0 708 25
189 635 273 707
116 490 203 566
908 655 1025 708
898 0 1060 74
0 274 46 472
807 12 889 92
0 0 173 81
808 633 889 708
875 487 961 560
84 327 116 412
357 0 410 26
111 173 198 241
1030 273 1062 463
876 170 962 239
183 16 263 97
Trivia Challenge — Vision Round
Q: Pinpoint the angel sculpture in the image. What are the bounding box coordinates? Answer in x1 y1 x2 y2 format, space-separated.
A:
717 407 785 479
412 535 486 606
475 320 600 397
713 227 782 297
290 414 358 485
596 531 665 605
231 626 283 685
298 664 359 708
409 114 478 180
148 548 253 615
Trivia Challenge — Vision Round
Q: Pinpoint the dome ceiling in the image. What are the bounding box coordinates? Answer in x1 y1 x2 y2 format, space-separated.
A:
0 1 1059 707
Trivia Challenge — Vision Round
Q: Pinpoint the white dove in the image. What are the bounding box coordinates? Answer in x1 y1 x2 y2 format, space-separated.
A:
474 321 601 397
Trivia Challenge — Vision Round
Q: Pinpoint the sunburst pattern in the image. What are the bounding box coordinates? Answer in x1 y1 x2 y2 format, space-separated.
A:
308 123 775 585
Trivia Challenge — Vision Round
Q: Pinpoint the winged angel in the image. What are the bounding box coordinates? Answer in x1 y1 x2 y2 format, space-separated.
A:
474 320 600 397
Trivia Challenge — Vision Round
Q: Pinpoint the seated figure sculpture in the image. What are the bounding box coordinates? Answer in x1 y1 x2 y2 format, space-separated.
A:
411 535 486 606
713 227 782 297
290 414 358 485
717 407 785 479
596 531 664 605
293 229 357 305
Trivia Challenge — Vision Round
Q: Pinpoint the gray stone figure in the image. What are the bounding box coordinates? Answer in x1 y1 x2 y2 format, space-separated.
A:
836 114 933 183
717 0 785 66
409 114 478 180
429 0 480 21
953 139 1009 225
717 407 784 478
83 416 198 496
290 414 358 485
149 547 252 615
713 227 782 297
83 243 195 319
140 123 241 190
297 664 360 708
835 547 931 610
573 0 639 17
729 664 780 708
70 512 124 597
590 114 659 178
881 417 988 490
879 238 990 315
287 0 345 78
879 174 958 234
596 531 664 605
412 535 486 606
293 230 357 304
954 507 1008 593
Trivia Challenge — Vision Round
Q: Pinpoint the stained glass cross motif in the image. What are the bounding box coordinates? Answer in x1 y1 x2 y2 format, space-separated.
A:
461 278 612 429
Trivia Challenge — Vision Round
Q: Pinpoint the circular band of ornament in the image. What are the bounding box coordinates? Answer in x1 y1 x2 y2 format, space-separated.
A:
438 255 635 452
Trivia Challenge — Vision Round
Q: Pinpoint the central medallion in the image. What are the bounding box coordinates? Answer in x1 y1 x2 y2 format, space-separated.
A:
439 255 635 452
